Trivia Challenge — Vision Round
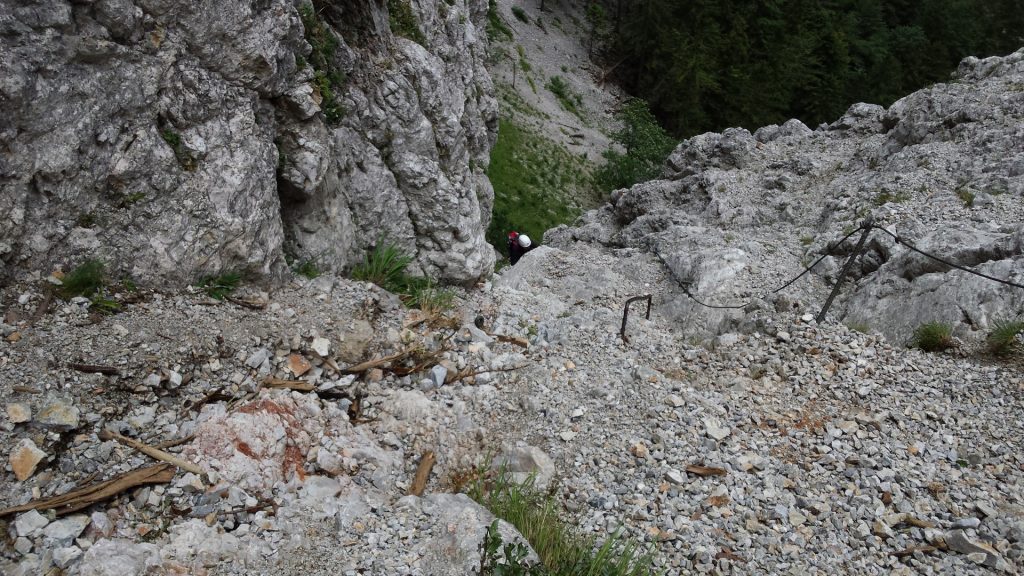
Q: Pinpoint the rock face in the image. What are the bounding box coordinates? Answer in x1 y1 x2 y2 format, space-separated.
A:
547 49 1024 344
0 0 497 286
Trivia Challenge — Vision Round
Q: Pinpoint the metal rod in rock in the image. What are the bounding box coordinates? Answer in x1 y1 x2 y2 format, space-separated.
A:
620 295 653 343
817 219 873 323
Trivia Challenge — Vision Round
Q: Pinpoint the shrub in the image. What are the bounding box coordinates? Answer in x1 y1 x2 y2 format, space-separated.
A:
469 470 658 576
511 5 529 23
987 319 1024 356
596 98 676 192
911 322 954 352
198 273 242 300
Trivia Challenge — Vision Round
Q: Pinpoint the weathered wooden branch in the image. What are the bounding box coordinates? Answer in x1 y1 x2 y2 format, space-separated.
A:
262 377 315 392
0 464 175 517
68 363 120 376
408 451 436 497
99 429 205 475
685 464 727 477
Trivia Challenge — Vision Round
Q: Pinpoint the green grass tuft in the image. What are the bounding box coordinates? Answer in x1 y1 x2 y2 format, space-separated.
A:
62 260 106 299
352 241 415 293
911 322 954 352
198 272 242 300
487 0 512 41
294 258 321 279
300 2 346 124
511 5 529 23
956 186 975 208
161 128 196 171
545 75 583 118
60 260 122 314
987 319 1024 356
387 0 427 45
873 190 909 206
470 470 659 576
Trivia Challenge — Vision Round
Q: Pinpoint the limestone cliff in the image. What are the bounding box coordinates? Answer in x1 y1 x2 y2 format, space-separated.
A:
0 0 497 286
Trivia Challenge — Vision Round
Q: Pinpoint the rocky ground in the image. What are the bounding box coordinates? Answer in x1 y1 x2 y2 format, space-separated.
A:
2 26 1023 576
1 234 1022 574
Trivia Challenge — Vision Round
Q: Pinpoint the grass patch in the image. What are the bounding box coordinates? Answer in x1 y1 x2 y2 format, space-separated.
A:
352 241 415 292
299 2 346 125
469 470 659 576
294 258 320 279
487 0 512 41
197 272 242 300
987 318 1024 356
511 5 529 23
388 0 427 45
61 260 107 299
956 186 975 207
911 322 954 352
486 119 596 257
873 190 909 206
351 242 457 319
160 128 196 171
545 75 583 118
60 260 122 314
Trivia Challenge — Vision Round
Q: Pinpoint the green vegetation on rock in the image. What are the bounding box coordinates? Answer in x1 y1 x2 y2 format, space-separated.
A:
911 321 954 352
300 2 346 124
471 470 659 576
596 98 676 192
388 0 427 46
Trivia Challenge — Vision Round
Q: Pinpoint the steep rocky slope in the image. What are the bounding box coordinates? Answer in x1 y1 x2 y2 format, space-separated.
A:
548 49 1024 346
2 5 1023 576
0 0 496 286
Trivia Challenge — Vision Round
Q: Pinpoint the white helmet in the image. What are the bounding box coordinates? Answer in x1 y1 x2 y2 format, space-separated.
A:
518 234 532 248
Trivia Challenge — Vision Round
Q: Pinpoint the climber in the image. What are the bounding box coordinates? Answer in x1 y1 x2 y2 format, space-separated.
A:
507 231 536 265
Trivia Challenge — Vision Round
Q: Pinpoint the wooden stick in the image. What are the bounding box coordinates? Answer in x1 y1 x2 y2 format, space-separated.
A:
99 429 205 475
487 332 529 348
153 434 196 450
686 464 728 477
407 450 436 496
0 464 175 517
262 377 315 392
446 364 529 384
341 351 407 374
68 363 120 376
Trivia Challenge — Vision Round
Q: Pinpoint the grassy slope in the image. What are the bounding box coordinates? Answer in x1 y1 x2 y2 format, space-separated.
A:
486 89 600 256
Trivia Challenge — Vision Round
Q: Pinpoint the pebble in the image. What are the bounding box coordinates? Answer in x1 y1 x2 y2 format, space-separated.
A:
703 418 731 441
311 337 331 357
6 403 31 424
952 517 981 529
14 510 50 537
35 397 80 430
9 438 46 481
